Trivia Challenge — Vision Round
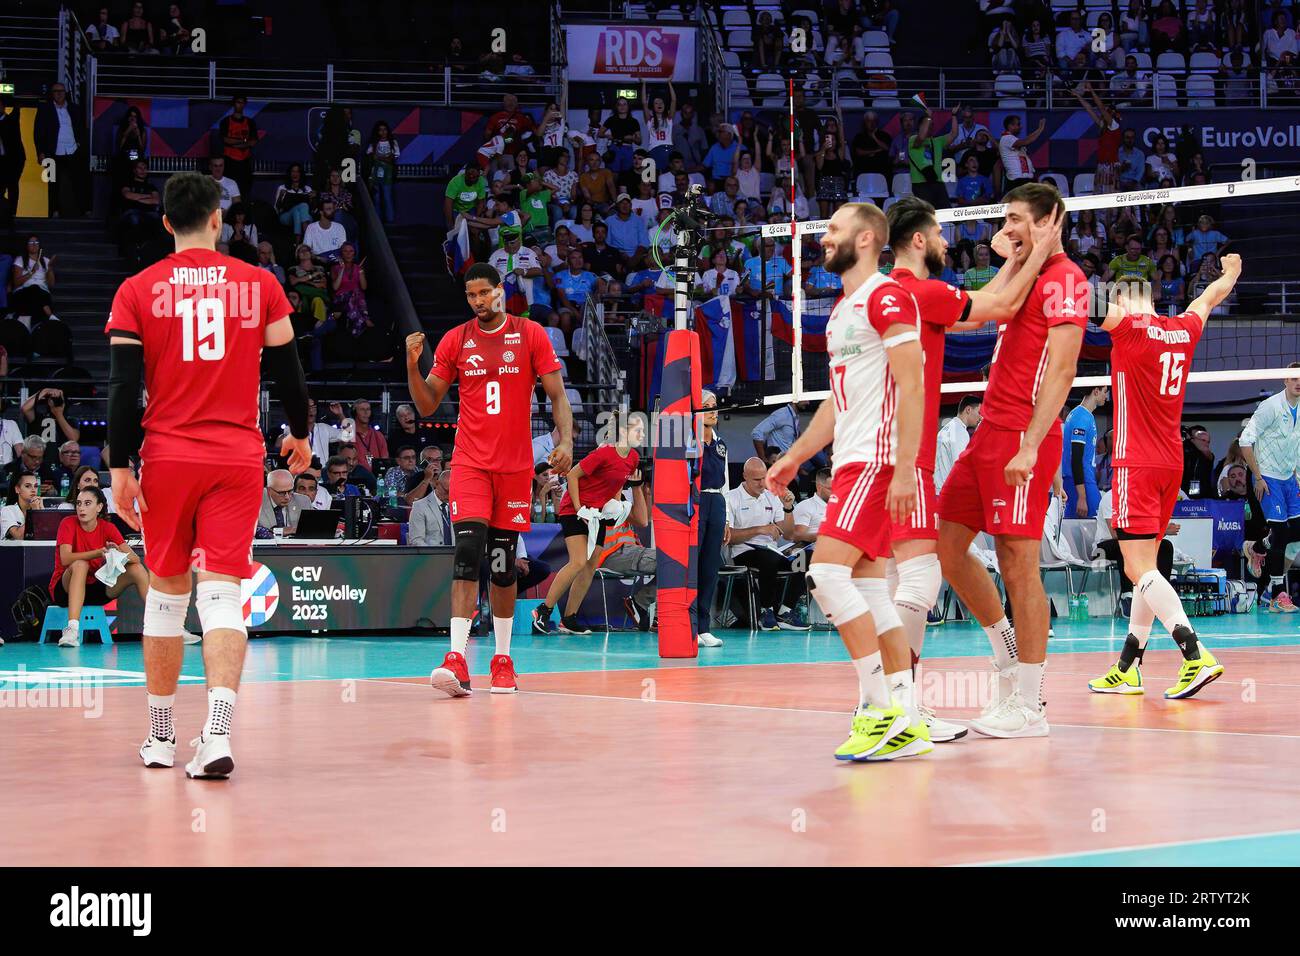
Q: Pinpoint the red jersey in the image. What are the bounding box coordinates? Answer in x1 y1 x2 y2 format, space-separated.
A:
1110 310 1205 469
888 268 971 471
981 253 1089 432
485 110 536 143
558 445 639 516
50 516 123 596
431 314 561 472
105 248 292 467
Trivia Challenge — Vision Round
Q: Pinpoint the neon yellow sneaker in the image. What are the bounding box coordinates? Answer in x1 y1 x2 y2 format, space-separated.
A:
1088 663 1144 695
1164 650 1224 699
864 722 934 761
834 704 910 761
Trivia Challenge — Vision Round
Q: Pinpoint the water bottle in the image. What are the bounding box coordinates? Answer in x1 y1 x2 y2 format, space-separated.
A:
1079 592 1090 620
60 472 70 497
376 475 387 505
1068 595 1080 622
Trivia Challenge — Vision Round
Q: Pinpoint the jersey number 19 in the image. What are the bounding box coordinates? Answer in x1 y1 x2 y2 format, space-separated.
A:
177 298 227 362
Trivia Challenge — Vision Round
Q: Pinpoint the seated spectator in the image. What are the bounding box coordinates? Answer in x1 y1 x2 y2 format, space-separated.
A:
257 241 285 284
397 446 440 505
48 487 149 647
330 242 371 337
276 163 315 240
388 403 434 453
519 173 552 242
1070 209 1108 259
158 3 194 55
408 468 454 546
289 244 331 317
10 235 57 325
1188 215 1229 262
1119 0 1150 52
582 222 625 282
322 454 362 500
963 242 998 290
604 193 649 270
544 151 578 223
989 17 1020 71
1143 135 1179 184
955 153 993 206
724 457 807 630
284 398 353 463
22 388 79 452
337 442 378 497
1155 254 1186 315
1220 0 1251 53
59 464 114 512
303 198 346 262
1186 0 1217 48
116 159 163 248
699 249 741 297
294 472 322 507
1188 252 1226 306
220 203 258 262
1110 56 1153 106
1150 0 1186 55
258 469 311 535
702 124 741 191
85 6 121 50
1264 10 1299 65
1 472 43 539
578 151 617 215
207 156 240 213
1055 10 1098 80
121 1 158 54
366 120 400 223
47 440 80 494
383 446 420 500
790 468 832 546
1106 236 1157 284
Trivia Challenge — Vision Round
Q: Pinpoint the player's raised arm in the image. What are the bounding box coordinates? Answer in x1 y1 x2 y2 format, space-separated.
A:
264 314 312 473
406 331 452 417
540 369 574 473
766 398 834 496
1185 252 1242 327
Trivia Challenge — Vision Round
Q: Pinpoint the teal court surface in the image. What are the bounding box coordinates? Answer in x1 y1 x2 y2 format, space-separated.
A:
2 614 1298 866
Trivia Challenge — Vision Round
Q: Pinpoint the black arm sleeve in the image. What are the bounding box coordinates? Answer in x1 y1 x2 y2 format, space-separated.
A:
1071 441 1087 482
107 342 145 466
264 341 311 440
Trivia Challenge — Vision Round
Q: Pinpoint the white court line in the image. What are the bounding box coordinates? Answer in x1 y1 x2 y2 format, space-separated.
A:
955 827 1300 868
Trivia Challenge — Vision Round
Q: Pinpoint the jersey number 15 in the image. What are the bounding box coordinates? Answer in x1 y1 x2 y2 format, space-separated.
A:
177 298 227 362
1157 351 1186 396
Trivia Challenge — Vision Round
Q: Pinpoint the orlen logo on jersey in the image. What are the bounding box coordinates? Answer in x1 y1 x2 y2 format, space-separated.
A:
879 294 901 316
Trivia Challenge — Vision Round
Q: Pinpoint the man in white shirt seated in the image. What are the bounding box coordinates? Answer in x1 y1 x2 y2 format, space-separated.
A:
532 426 560 467
724 457 808 631
208 156 241 213
790 467 831 548
935 395 982 490
303 197 347 261
294 472 328 510
408 469 454 546
283 398 354 464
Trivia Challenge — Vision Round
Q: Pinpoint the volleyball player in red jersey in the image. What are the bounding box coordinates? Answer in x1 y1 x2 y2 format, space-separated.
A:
406 262 573 696
1088 254 1243 699
937 182 1088 739
884 196 1061 743
106 172 313 780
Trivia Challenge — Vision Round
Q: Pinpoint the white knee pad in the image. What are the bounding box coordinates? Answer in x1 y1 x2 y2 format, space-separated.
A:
806 563 870 627
196 580 247 637
885 558 899 600
895 553 942 614
855 577 903 634
143 587 191 638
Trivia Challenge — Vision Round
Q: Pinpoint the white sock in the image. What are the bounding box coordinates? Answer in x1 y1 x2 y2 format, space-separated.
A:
492 616 512 656
1137 569 1191 634
1017 661 1045 712
983 617 1018 669
852 652 890 709
203 686 237 737
887 670 919 723
147 693 175 741
1129 586 1155 646
450 617 471 656
66 619 80 631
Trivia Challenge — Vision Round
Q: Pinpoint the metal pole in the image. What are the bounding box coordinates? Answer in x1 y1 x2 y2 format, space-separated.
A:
673 229 692 332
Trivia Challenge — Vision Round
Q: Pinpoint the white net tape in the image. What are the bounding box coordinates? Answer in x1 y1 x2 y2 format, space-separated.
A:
758 174 1300 404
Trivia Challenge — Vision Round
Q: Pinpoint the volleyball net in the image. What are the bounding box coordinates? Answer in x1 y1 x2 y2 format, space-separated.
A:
726 173 1300 415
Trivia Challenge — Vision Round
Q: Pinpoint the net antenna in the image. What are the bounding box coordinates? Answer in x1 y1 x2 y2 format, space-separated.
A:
758 175 1300 405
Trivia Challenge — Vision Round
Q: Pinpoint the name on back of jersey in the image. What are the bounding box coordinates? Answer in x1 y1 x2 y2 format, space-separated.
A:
1144 325 1191 344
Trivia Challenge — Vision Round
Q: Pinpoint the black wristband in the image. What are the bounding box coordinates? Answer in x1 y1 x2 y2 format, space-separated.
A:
784 506 794 513
264 341 311 440
107 342 145 465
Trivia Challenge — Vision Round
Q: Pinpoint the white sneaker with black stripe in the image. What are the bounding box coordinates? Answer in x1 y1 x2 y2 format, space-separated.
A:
139 736 176 768
185 734 234 779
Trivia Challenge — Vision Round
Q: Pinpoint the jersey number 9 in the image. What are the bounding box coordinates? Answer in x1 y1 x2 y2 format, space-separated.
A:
486 380 501 415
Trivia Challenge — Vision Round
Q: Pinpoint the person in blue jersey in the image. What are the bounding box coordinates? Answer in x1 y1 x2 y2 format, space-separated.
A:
1061 384 1109 518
